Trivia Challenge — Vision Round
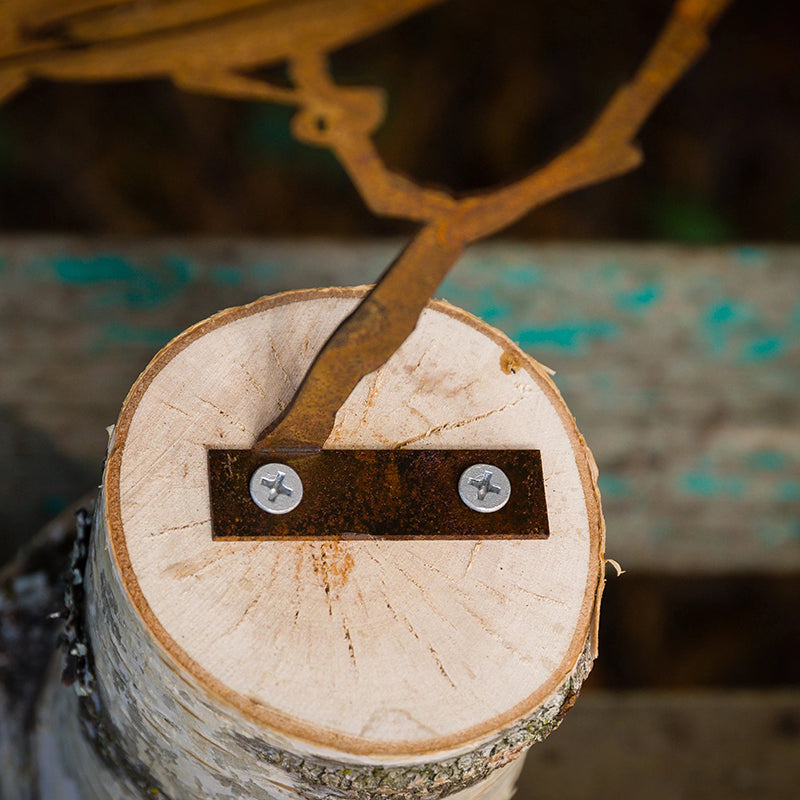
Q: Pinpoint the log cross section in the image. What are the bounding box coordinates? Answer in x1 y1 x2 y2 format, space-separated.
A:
24 289 606 800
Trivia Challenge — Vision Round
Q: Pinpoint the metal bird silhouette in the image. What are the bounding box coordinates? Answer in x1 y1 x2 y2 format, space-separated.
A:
0 0 731 449
0 0 441 107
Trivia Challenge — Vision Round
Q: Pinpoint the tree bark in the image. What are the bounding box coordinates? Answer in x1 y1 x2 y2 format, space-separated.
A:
2 289 604 799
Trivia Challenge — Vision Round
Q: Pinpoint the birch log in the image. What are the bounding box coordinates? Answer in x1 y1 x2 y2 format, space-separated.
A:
28 287 604 800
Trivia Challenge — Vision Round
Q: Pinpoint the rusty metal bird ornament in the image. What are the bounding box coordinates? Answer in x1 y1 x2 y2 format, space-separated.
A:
0 0 731 451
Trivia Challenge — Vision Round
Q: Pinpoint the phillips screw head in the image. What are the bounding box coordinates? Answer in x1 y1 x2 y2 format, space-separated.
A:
458 464 511 513
250 463 303 514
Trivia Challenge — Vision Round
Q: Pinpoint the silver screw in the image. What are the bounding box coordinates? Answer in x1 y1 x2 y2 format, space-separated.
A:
458 464 511 513
249 463 303 514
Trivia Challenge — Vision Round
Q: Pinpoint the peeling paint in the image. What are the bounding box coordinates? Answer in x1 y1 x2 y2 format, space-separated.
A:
615 282 663 312
515 321 619 351
53 254 194 308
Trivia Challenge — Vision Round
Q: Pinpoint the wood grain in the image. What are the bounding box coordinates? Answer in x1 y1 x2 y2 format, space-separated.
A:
4 490 798 798
1 239 797 572
102 289 602 759
12 289 605 798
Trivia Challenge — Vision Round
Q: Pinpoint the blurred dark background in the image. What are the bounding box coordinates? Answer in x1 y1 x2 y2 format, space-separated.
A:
1 0 799 744
0 0 798 242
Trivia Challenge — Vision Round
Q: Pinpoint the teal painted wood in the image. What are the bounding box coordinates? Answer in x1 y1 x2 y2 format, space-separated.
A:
0 239 797 571
445 244 800 573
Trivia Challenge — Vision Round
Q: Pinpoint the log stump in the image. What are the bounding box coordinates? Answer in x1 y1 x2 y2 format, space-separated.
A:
17 288 604 799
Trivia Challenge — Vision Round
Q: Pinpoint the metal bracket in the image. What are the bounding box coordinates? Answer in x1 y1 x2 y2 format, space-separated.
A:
208 449 549 540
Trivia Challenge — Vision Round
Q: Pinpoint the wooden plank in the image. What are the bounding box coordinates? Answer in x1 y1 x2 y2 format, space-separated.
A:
518 689 800 800
451 244 800 574
1 239 798 571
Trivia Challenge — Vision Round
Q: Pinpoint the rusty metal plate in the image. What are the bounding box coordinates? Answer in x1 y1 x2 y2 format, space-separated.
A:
208 449 549 540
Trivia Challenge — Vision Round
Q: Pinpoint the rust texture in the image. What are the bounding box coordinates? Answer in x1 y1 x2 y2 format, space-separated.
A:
252 0 731 449
208 449 549 540
0 0 730 450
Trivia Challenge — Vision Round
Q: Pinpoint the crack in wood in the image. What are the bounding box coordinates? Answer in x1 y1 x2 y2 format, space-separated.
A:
148 519 209 538
393 395 528 449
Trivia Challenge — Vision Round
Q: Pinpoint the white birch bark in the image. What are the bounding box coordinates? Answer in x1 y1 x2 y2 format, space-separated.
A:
12 289 604 799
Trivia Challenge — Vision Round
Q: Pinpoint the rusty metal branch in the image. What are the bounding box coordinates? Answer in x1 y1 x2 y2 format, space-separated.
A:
259 0 731 448
447 0 731 244
256 225 464 449
0 0 731 450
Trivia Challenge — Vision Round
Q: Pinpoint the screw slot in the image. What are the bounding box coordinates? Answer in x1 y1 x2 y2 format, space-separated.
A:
250 463 303 514
458 464 511 513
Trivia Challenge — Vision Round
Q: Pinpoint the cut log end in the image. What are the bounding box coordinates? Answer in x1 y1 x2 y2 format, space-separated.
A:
28 288 604 799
